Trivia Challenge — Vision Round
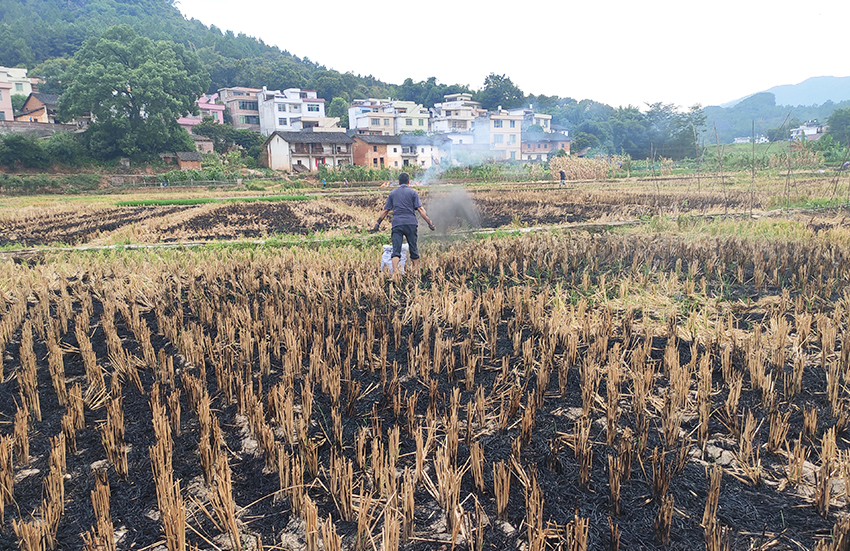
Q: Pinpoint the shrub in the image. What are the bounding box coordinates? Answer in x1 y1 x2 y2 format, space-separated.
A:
0 133 50 169
45 132 88 166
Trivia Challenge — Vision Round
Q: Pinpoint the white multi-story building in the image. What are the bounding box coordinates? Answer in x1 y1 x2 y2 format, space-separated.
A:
430 93 485 134
257 88 338 136
391 101 429 134
473 109 524 160
348 99 429 136
508 105 553 132
0 67 35 97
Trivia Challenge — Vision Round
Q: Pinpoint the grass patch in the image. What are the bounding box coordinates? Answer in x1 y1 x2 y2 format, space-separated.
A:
116 194 314 207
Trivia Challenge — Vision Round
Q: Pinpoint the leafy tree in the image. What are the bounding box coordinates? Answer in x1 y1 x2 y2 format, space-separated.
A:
570 132 598 153
193 117 238 153
0 133 50 169
475 73 524 111
45 132 88 166
10 94 27 114
526 124 544 133
29 58 75 95
327 97 349 127
59 25 210 159
828 107 850 147
609 106 648 158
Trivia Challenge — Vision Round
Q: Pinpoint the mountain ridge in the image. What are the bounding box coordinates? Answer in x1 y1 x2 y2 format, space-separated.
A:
720 76 850 108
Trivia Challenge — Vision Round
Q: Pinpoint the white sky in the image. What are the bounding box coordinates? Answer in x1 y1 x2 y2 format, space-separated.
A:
175 0 850 110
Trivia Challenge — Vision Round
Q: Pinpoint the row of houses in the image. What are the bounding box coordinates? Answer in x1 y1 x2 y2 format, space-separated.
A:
1 67 569 170
214 86 569 169
262 129 571 173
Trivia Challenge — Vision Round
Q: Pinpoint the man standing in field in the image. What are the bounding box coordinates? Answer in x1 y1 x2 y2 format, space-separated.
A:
372 172 436 275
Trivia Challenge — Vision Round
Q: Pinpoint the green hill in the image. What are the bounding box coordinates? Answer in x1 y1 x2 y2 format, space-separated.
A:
702 92 850 145
0 0 395 100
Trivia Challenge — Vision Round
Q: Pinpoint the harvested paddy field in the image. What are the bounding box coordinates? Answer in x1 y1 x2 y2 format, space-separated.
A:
3 177 850 551
0 184 768 248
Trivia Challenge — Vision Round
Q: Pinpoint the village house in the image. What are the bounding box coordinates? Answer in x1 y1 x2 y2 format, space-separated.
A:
430 93 485 134
176 151 203 171
218 86 262 131
520 132 570 161
508 105 553 132
15 93 60 123
0 67 36 100
390 101 429 134
352 134 447 169
348 99 430 136
0 82 12 121
176 93 226 134
257 87 339 136
473 109 524 161
790 120 829 141
348 99 392 135
352 135 402 169
263 131 353 172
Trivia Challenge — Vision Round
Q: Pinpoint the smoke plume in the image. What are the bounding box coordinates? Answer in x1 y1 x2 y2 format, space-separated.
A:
423 185 480 235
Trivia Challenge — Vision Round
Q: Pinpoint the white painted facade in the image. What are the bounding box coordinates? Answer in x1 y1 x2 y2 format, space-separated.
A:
348 98 429 135
258 88 330 136
264 132 354 172
430 93 484 134
391 101 430 134
0 67 34 97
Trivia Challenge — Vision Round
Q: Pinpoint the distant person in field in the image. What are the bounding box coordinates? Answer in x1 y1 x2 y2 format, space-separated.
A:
372 172 435 275
559 169 566 186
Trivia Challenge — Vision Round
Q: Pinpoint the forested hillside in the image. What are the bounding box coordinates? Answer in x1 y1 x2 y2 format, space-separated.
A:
0 0 398 101
702 92 850 144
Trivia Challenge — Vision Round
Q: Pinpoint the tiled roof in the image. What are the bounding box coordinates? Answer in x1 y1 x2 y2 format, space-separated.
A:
272 131 353 144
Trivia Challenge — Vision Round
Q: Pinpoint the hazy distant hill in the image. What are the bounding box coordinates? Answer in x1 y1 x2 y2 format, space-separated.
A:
722 76 850 108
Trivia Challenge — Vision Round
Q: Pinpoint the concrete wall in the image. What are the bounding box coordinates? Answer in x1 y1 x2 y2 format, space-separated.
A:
0 120 79 137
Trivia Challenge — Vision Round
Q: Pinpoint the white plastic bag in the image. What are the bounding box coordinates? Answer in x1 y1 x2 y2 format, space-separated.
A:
380 244 408 273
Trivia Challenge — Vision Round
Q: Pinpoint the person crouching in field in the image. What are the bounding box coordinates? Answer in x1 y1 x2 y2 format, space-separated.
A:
372 172 435 275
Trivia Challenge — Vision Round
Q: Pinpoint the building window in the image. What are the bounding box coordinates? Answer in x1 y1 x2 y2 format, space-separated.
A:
373 158 378 166
493 120 503 128
371 118 380 126
277 104 285 112
278 118 287 126
0 112 4 121
419 119 424 126
238 101 258 111
510 134 517 143
406 118 413 126
307 104 320 112
510 151 516 160
494 135 504 144
0 90 3 101
373 145 378 152
15 83 23 91
240 115 260 125
420 148 425 153
383 119 390 126
394 161 398 166
393 148 397 153
510 120 516 128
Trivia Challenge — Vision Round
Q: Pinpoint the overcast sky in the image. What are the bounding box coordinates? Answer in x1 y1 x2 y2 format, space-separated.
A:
175 0 849 110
